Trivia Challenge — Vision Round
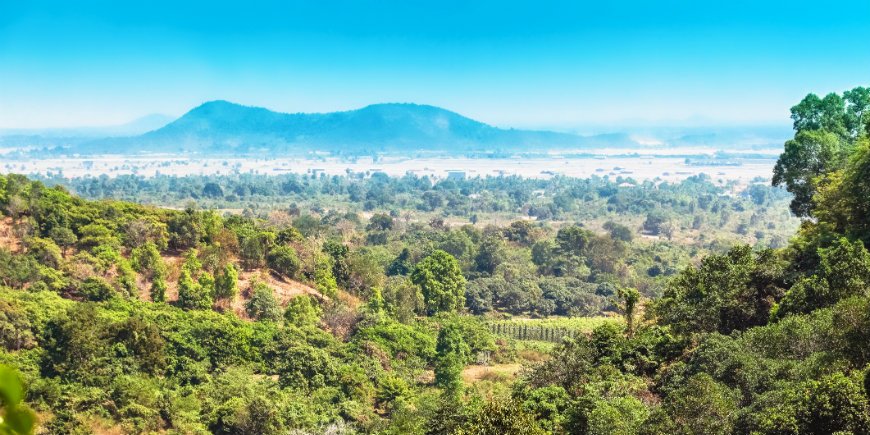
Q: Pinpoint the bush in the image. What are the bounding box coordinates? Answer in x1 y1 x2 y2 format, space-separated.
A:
267 245 301 279
246 282 282 322
80 276 116 301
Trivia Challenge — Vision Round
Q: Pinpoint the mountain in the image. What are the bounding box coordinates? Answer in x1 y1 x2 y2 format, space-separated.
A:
79 101 636 155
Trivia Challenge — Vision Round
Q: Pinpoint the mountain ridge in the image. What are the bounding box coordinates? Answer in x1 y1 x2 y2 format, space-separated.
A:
79 101 634 154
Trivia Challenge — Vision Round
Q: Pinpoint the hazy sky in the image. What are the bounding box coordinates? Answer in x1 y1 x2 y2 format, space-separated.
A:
1 0 869 129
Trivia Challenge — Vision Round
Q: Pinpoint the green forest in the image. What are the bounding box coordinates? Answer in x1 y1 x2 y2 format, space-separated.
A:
1 86 870 434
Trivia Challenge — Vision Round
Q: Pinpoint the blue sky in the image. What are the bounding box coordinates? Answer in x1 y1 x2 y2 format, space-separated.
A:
1 0 868 130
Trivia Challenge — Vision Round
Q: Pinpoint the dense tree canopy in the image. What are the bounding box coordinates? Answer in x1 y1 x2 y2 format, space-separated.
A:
411 250 466 315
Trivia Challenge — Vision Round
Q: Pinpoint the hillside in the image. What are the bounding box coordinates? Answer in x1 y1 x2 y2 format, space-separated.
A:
78 101 634 154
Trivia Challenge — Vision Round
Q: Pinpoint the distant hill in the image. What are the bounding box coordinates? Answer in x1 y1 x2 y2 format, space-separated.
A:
78 101 636 155
0 114 175 150
0 114 173 139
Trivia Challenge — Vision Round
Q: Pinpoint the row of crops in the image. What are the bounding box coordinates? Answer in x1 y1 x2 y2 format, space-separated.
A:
488 316 617 342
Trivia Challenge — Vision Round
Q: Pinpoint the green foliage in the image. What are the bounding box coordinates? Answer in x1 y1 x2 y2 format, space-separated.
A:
617 286 640 336
245 282 282 322
130 242 164 276
655 245 787 335
24 237 62 270
1 85 869 433
0 365 36 435
150 275 167 302
267 245 300 278
604 220 633 242
355 319 436 363
314 253 339 298
473 234 505 274
178 270 213 310
380 276 424 322
214 263 239 300
776 237 870 317
411 250 466 315
814 137 870 244
284 295 320 327
77 223 121 251
79 276 116 301
386 248 412 276
773 129 846 216
586 395 649 435
455 399 546 435
434 322 470 393
659 373 740 435
517 385 571 432
793 372 870 434
773 87 870 217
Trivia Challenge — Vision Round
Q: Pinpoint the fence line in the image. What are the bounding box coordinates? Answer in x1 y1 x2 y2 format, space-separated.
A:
488 322 579 342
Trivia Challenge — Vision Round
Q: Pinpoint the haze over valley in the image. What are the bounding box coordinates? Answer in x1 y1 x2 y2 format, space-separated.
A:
1 100 789 186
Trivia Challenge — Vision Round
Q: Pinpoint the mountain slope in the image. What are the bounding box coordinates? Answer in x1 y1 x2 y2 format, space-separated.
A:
81 101 634 154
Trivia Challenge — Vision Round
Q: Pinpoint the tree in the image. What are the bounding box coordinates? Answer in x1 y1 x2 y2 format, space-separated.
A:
434 322 469 393
131 242 165 277
181 248 202 275
314 254 338 298
322 240 351 287
775 237 870 317
603 220 633 242
772 130 845 217
474 234 505 275
813 137 870 244
586 396 649 435
125 217 168 250
367 213 394 231
790 92 849 138
643 211 670 236
793 372 870 434
661 373 740 435
617 287 640 337
77 223 120 251
284 295 320 327
238 231 272 270
48 226 77 255
168 207 204 250
773 87 870 217
387 248 412 276
411 250 466 315
266 245 300 278
381 276 424 322
655 245 787 335
80 276 116 301
504 220 539 246
245 282 282 322
555 225 592 257
177 270 212 310
214 263 239 300
25 237 62 269
150 275 167 303
456 399 546 435
202 182 224 198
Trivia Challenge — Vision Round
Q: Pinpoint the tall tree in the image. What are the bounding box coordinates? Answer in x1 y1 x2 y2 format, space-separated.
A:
411 250 466 315
434 322 469 394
